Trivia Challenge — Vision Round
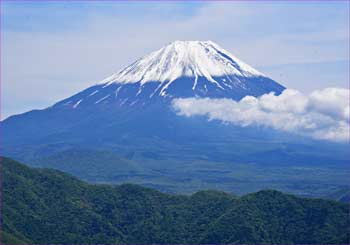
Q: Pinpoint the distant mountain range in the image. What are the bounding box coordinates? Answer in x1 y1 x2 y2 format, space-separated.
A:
2 41 349 197
3 157 349 244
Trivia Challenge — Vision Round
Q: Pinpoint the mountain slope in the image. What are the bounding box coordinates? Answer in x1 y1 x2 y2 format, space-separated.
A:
3 157 349 244
27 148 148 183
326 187 350 203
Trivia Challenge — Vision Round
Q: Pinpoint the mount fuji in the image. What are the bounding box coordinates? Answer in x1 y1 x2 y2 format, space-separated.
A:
3 41 348 195
3 40 285 146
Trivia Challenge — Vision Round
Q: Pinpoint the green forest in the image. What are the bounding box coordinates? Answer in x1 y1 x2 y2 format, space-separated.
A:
2 157 349 244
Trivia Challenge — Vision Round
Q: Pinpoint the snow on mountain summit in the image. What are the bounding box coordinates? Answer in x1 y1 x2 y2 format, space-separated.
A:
55 40 285 109
100 40 265 87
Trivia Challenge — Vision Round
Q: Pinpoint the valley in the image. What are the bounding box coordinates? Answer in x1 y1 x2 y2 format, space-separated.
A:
8 149 349 198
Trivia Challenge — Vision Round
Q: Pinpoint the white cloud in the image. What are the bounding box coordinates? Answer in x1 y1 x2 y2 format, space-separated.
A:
172 88 350 142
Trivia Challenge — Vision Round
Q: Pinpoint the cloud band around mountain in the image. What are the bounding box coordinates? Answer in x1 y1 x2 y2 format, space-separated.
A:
172 87 350 142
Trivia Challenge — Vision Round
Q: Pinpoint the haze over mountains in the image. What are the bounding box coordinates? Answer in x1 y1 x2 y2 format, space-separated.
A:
2 41 349 197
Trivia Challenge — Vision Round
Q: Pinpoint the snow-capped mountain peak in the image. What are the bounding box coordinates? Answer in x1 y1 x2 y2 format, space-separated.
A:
99 40 265 87
55 40 284 109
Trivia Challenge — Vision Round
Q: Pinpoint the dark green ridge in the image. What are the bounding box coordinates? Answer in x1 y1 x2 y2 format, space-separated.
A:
2 157 349 244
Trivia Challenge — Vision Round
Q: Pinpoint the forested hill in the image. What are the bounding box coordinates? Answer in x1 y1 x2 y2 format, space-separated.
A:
2 157 349 244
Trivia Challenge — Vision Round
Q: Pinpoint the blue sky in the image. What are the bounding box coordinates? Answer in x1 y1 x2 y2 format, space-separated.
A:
1 1 349 119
